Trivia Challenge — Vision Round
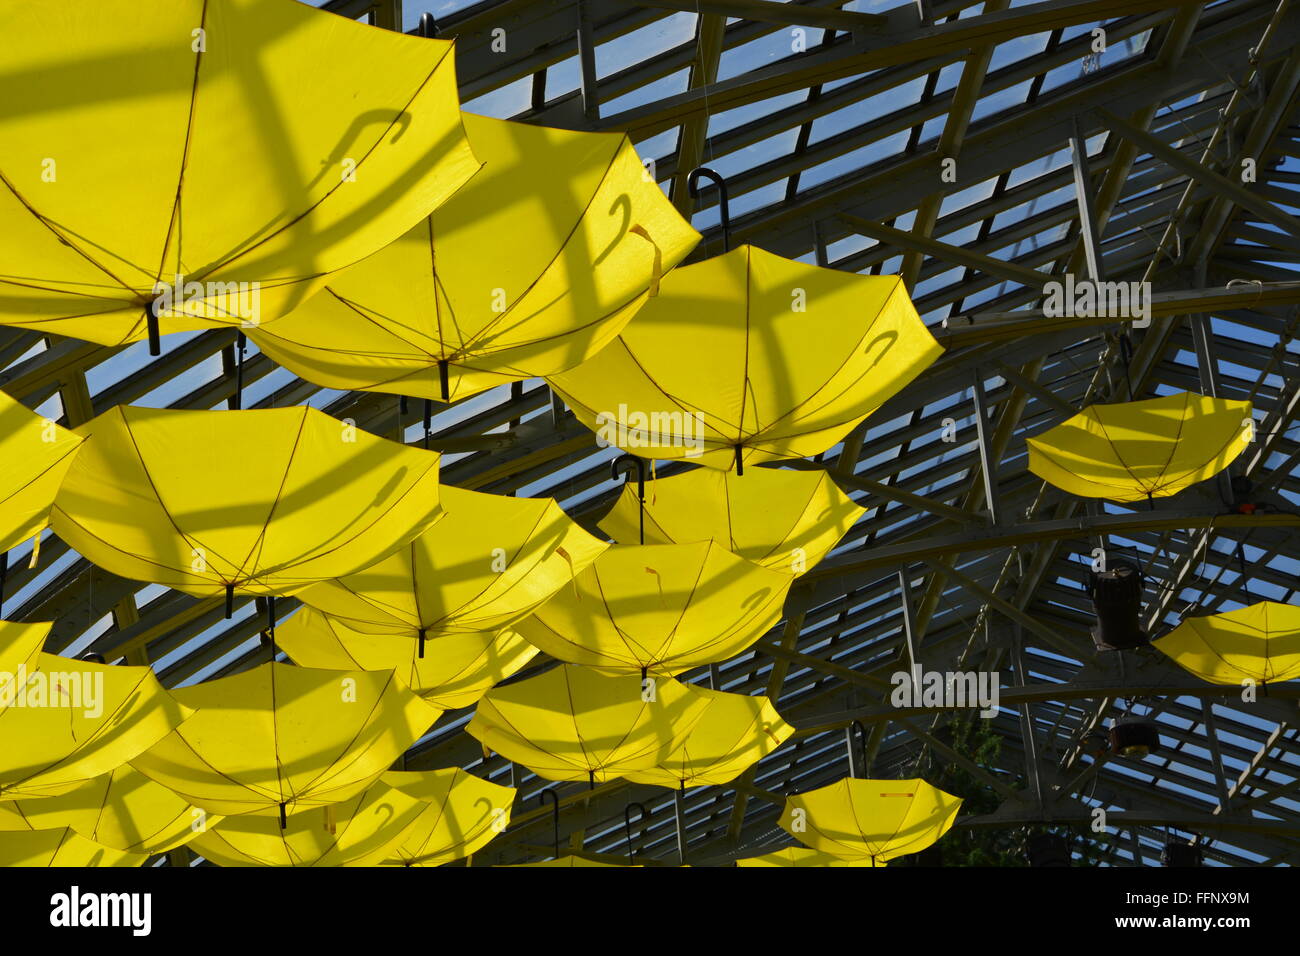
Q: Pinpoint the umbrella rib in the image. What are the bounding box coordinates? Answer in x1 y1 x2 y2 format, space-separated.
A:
0 170 142 297
292 671 404 799
236 407 309 580
193 45 458 282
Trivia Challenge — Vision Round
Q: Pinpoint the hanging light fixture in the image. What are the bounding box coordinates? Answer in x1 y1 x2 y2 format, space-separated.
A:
1087 557 1149 650
1109 713 1160 759
1162 837 1203 867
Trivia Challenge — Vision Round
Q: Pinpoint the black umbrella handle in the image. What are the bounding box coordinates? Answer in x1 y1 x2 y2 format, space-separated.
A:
623 801 647 865
687 166 731 253
538 788 560 860
610 453 646 544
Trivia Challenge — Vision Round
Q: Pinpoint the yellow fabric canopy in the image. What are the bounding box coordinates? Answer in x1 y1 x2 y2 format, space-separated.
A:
779 777 961 864
249 111 699 402
190 768 511 867
0 827 144 867
278 607 538 709
548 245 942 470
0 0 478 347
1154 601 1300 685
296 485 606 641
625 688 792 788
599 466 863 575
131 662 440 818
736 846 883 867
0 390 83 553
467 664 710 783
499 855 632 868
0 653 190 800
1026 391 1252 502
0 620 48 679
513 541 794 676
0 764 218 855
371 769 516 866
52 405 442 603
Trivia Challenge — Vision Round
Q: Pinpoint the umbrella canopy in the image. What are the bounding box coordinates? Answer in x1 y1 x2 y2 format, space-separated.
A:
0 827 144 867
598 466 863 575
52 405 443 604
1154 601 1300 685
296 486 606 642
499 856 632 868
189 768 510 867
778 777 961 864
624 688 792 788
0 620 48 678
0 390 83 553
547 245 942 471
130 662 441 818
513 541 795 677
467 664 710 783
0 654 190 800
736 846 883 867
0 765 219 855
370 769 516 867
277 607 537 710
0 0 478 348
248 112 699 403
1026 391 1252 502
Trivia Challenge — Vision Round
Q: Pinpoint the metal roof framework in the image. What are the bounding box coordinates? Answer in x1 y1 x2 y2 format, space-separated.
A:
3 0 1299 866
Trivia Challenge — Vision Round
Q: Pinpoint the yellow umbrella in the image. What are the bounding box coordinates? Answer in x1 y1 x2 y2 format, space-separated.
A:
599 465 863 575
130 662 441 823
1026 391 1252 502
467 664 710 784
779 777 961 864
0 827 144 867
52 405 443 615
0 620 47 679
0 653 190 800
249 112 699 403
513 541 795 677
296 486 606 653
0 389 82 560
370 769 516 867
624 689 792 788
277 607 537 710
190 768 511 867
0 765 219 855
499 856 633 868
547 245 942 472
0 0 478 352
736 846 883 867
1155 601 1300 685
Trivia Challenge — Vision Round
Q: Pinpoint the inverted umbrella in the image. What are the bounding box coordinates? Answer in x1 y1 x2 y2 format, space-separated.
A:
0 653 190 800
0 827 144 867
513 541 795 677
736 847 882 867
0 764 219 855
296 485 606 652
467 664 710 783
0 389 82 559
1154 601 1300 685
599 465 863 574
277 607 537 710
1026 391 1252 502
131 662 441 822
52 405 443 614
779 777 961 865
0 0 479 351
547 245 942 472
249 111 699 403
370 769 516 867
624 688 792 788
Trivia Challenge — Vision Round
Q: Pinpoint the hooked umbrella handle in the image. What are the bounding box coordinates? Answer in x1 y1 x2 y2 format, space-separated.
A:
687 166 731 253
611 453 647 544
